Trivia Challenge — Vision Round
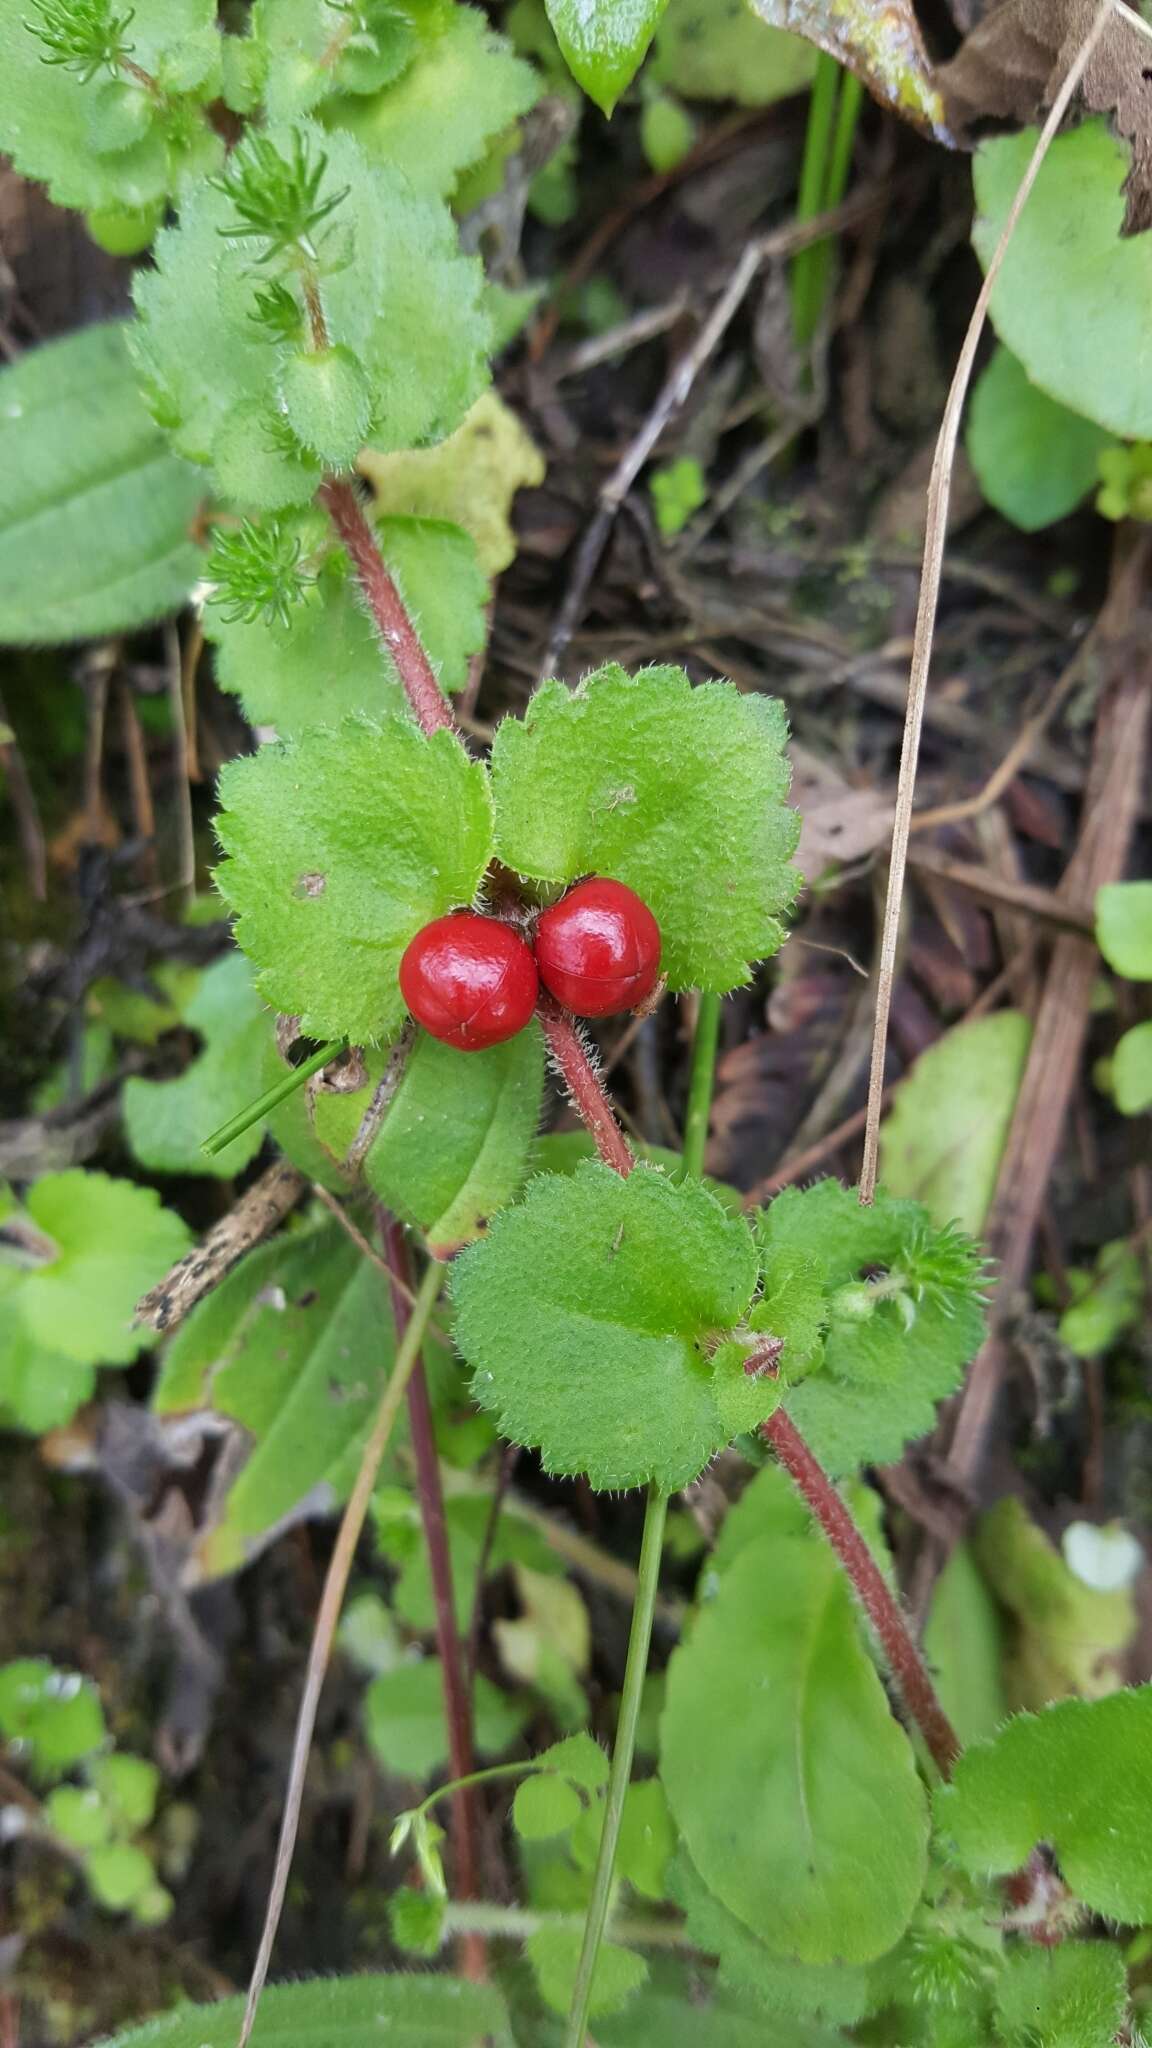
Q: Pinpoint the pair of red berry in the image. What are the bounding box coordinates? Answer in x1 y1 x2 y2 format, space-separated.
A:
399 877 661 1052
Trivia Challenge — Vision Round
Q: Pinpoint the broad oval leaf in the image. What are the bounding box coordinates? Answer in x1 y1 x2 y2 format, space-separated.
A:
491 664 799 995
2 1169 190 1369
544 0 667 113
661 1530 929 1963
215 715 495 1044
974 122 1152 440
967 345 1109 534
936 1686 1152 1922
0 323 203 644
1096 880 1152 980
452 1161 760 1490
652 0 815 107
365 1023 545 1256
153 1221 397 1580
879 1010 1031 1236
92 1973 514 2046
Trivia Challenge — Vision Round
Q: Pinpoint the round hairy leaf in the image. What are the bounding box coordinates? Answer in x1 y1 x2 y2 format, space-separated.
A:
207 516 489 735
995 1943 1127 2048
491 665 799 994
452 1161 760 1491
757 1180 986 1475
132 123 490 498
513 1771 583 1840
936 1687 1152 1923
973 122 1152 440
122 952 272 1179
661 1531 929 1963
0 323 204 644
2 1171 189 1370
214 715 495 1044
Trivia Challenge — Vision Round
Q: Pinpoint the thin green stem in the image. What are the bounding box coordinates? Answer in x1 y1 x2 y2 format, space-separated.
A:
681 992 721 1179
801 69 863 342
202 1037 344 1157
404 1760 540 1833
791 51 841 347
563 1483 669 2048
445 1902 692 1950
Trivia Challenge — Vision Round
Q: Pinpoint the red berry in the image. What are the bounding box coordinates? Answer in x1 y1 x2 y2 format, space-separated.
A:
399 912 539 1052
534 878 661 1018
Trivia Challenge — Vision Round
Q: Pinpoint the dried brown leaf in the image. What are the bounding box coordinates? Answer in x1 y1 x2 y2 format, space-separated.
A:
938 0 1152 231
748 0 956 140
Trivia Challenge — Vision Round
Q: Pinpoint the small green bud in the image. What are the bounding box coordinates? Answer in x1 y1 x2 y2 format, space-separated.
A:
212 397 322 513
279 344 372 469
85 201 164 256
86 77 153 155
390 1885 445 1955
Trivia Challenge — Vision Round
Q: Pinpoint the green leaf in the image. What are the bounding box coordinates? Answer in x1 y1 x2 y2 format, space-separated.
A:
879 1011 1031 1235
0 1310 101 1433
132 124 491 498
1113 1020 1152 1115
661 1530 929 1964
936 1686 1152 1921
651 0 815 104
215 715 494 1045
389 1492 563 1633
973 122 1152 440
152 1222 398 1578
46 1784 112 1851
280 344 373 468
88 1753 159 1831
617 1777 675 1900
526 1926 648 2017
0 322 203 644
1059 1241 1144 1358
208 515 489 736
493 1564 590 1730
758 1180 986 1475
87 1840 155 1911
746 0 945 134
995 1943 1128 2048
1 1170 190 1374
967 346 1109 533
513 1771 584 1840
596 1981 847 2046
249 0 421 124
0 1659 106 1776
535 1729 610 1791
491 665 799 994
639 91 695 174
529 1129 744 1215
0 0 220 213
365 1023 545 1255
360 390 546 575
923 1542 1007 1749
1096 881 1152 980
90 1974 514 2047
330 6 539 198
122 952 272 1179
364 1658 524 1780
543 0 665 111
669 1850 874 2024
649 456 706 538
971 1497 1135 1709
452 1161 760 1490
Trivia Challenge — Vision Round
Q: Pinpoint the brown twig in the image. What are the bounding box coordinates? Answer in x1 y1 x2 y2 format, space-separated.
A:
319 478 457 738
0 684 46 901
905 850 1096 936
382 1214 484 1981
117 678 157 888
164 619 196 908
857 2 1113 1206
135 1161 308 1333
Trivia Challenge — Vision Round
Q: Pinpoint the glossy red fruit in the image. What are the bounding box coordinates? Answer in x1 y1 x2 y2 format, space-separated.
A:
535 878 661 1018
399 912 539 1052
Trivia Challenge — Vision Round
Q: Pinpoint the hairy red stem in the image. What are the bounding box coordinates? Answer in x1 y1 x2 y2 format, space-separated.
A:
319 478 457 739
381 1214 485 1977
537 994 635 1179
761 1402 961 1778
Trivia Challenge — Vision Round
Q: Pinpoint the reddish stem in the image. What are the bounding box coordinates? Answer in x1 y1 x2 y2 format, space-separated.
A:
761 1403 961 1779
319 478 457 739
537 993 635 1179
381 1214 485 1979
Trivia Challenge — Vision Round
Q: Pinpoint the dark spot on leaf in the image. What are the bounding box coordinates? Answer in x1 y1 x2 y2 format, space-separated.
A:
294 871 326 899
295 1289 318 1308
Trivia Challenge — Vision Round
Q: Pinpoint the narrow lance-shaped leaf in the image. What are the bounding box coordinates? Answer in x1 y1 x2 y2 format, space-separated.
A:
214 714 495 1045
452 1161 760 1491
491 664 800 994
